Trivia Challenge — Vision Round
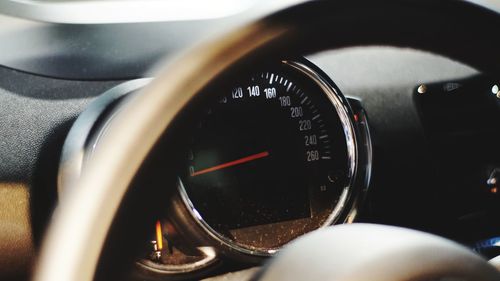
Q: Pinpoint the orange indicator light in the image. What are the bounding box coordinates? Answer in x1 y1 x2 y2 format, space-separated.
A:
155 220 163 250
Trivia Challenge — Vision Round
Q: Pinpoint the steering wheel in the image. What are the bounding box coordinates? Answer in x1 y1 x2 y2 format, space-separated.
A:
33 1 500 281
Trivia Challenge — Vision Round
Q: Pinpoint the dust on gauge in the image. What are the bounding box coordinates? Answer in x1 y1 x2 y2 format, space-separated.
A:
175 59 359 256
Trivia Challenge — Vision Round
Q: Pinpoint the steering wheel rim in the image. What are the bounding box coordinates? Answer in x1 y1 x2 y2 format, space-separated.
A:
34 1 500 281
255 224 500 281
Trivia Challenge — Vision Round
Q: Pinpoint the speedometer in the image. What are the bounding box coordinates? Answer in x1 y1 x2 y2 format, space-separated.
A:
57 58 370 275
170 59 368 258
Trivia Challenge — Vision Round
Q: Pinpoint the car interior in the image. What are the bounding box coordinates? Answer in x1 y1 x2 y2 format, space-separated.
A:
0 1 499 281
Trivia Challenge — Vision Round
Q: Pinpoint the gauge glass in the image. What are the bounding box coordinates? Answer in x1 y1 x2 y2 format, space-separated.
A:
179 60 356 254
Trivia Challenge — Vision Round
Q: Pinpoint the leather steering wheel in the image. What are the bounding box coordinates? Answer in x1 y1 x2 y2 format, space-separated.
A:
33 1 500 281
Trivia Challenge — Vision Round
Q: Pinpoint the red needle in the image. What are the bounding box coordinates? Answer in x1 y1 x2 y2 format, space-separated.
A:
191 151 270 177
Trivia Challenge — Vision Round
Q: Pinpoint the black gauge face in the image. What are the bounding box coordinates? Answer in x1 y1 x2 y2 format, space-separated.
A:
180 60 354 253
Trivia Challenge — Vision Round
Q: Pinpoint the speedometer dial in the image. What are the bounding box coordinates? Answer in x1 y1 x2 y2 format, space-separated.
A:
176 59 359 256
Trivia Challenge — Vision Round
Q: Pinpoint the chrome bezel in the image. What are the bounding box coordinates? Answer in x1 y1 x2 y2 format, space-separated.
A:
57 78 221 276
58 78 152 198
176 59 360 257
136 246 218 275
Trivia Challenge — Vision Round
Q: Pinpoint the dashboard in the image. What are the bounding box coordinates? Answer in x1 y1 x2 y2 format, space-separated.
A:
0 2 499 281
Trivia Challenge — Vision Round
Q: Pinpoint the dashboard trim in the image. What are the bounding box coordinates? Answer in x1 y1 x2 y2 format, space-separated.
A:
0 0 255 24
